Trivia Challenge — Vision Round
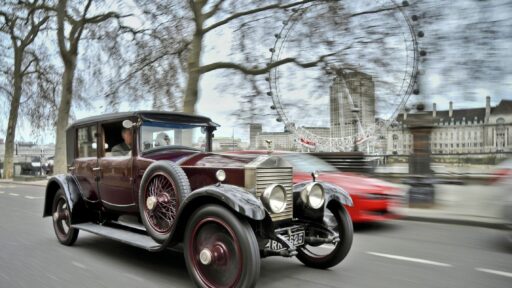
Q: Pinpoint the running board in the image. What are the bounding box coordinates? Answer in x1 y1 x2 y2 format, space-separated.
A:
72 223 161 252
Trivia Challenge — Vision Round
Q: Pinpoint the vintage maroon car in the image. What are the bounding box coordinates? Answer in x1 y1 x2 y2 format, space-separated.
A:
228 151 402 223
43 111 354 288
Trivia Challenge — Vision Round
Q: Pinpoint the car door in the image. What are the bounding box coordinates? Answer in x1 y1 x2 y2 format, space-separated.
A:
72 124 100 202
97 121 136 211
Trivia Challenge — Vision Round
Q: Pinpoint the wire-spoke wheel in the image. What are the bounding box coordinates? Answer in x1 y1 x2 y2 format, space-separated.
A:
296 204 353 269
143 173 179 234
52 189 79 246
184 205 260 288
139 161 190 243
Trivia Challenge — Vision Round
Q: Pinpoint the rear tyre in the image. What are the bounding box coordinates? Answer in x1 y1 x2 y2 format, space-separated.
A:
139 161 191 243
296 204 353 269
52 189 79 246
184 204 260 288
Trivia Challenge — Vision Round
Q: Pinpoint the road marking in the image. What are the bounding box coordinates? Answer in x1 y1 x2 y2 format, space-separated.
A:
46 273 59 281
123 273 145 282
8 193 19 196
475 268 512 278
367 252 452 267
0 191 4 194
72 261 87 269
24 196 43 199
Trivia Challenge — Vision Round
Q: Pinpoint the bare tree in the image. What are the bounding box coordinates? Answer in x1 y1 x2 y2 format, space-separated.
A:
122 0 343 115
24 0 129 174
125 0 415 127
0 1 49 178
410 0 512 102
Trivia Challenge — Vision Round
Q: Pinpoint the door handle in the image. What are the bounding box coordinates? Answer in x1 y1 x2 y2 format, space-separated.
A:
68 166 76 171
92 167 101 171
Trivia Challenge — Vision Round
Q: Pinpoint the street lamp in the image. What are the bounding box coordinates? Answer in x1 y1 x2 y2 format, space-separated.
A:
351 108 360 152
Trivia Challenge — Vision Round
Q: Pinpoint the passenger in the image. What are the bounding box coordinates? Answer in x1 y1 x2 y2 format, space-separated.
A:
111 128 132 156
155 132 171 147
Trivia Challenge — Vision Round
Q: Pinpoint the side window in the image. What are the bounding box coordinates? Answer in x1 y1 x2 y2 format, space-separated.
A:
102 121 133 157
77 125 98 158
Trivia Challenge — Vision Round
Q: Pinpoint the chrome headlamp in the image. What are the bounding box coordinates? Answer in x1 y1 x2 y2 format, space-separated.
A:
301 182 325 209
261 184 287 213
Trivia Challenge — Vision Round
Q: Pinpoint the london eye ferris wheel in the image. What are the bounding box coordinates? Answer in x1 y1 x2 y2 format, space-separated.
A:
265 0 425 153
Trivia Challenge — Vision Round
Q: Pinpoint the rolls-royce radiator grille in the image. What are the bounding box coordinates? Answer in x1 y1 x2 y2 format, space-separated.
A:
255 167 293 221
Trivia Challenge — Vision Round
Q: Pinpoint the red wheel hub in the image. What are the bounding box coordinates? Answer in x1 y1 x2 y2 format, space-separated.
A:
189 217 242 288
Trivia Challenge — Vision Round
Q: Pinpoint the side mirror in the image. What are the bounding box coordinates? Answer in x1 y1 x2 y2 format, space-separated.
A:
122 120 134 129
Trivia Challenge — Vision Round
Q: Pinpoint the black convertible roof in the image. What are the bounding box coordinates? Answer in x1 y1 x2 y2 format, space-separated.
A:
68 110 219 129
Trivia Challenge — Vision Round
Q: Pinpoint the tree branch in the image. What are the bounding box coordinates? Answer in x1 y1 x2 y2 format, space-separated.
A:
204 0 226 19
203 0 316 33
71 0 93 52
56 0 70 61
21 15 49 49
348 4 407 18
22 57 38 75
200 52 336 75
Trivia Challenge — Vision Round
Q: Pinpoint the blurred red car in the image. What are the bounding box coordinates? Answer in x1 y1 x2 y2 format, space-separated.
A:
230 151 402 223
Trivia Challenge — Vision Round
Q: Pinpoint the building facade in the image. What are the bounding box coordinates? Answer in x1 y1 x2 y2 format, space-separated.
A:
386 97 512 155
248 123 262 149
330 71 376 138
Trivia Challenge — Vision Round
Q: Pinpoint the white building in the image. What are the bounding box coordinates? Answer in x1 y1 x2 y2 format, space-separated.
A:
386 97 512 155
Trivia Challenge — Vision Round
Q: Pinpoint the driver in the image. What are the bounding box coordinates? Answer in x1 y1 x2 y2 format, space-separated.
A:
112 128 132 156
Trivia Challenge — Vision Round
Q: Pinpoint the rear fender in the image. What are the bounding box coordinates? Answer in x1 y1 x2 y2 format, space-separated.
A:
43 174 89 223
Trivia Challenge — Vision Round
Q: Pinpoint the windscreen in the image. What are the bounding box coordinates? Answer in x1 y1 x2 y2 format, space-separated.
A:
140 121 208 152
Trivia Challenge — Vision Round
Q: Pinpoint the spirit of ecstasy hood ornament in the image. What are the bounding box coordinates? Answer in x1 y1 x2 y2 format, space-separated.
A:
265 139 273 155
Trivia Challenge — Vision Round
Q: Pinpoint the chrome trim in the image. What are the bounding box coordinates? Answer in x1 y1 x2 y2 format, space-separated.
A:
245 155 294 221
255 167 293 221
101 199 136 207
261 184 287 213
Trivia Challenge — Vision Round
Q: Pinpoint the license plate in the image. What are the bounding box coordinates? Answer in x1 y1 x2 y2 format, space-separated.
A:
265 231 305 251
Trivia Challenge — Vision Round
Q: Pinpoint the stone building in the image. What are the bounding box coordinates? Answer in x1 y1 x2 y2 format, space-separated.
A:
212 137 249 152
248 123 262 149
330 71 376 138
386 96 512 155
254 131 296 150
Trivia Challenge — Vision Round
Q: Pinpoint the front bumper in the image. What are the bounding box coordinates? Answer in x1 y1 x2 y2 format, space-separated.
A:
347 197 402 223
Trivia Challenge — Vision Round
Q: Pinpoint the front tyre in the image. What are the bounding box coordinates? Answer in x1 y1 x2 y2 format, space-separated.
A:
184 204 260 288
52 189 79 246
296 204 353 269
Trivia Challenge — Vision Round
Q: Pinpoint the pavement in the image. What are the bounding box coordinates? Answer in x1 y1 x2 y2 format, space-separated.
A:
0 182 511 288
0 177 507 229
394 183 508 229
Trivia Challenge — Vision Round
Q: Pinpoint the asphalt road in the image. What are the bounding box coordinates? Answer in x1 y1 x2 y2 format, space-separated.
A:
1 183 511 288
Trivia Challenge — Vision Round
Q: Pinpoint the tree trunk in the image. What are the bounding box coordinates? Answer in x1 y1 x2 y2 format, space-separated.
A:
2 51 24 179
183 32 203 114
53 58 76 175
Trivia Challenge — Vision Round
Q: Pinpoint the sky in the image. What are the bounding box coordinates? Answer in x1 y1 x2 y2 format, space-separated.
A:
4 0 512 145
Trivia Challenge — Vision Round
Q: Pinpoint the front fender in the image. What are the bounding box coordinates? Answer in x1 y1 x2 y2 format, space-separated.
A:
293 181 353 208
182 184 265 220
167 184 265 246
319 181 353 207
293 181 353 220
43 174 89 223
